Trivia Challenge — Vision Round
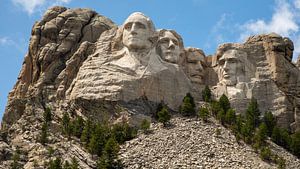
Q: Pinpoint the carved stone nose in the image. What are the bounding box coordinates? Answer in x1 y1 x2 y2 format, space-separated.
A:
223 61 229 69
168 40 175 49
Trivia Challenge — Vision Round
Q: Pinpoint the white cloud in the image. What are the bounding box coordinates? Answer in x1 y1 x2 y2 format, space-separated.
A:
204 13 235 51
238 0 300 60
239 0 298 41
294 0 300 9
12 0 71 15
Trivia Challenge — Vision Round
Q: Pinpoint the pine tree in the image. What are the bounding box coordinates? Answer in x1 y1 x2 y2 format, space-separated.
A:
253 123 268 148
210 100 221 117
198 107 209 122
97 137 121 169
260 147 272 161
40 122 48 145
112 123 127 144
263 111 276 136
271 126 291 149
202 85 212 102
140 119 150 133
290 131 300 156
88 124 108 156
44 107 52 123
70 157 79 169
62 112 70 135
245 97 260 128
241 120 255 143
157 107 171 126
219 94 230 113
73 116 85 138
11 149 20 169
217 109 226 125
271 126 281 144
63 161 71 169
154 101 164 120
179 93 196 116
81 118 94 145
49 157 62 169
232 114 243 135
225 108 236 125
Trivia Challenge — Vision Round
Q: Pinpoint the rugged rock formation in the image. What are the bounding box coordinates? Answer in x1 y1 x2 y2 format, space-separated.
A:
1 6 300 168
210 33 300 131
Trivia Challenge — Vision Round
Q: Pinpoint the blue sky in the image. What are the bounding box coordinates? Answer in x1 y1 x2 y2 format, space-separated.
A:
1 0 300 119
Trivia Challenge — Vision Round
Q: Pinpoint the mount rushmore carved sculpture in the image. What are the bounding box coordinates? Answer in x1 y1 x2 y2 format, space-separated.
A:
2 8 300 132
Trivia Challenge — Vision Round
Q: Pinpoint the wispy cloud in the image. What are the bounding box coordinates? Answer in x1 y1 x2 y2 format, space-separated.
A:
0 37 13 45
294 0 300 9
239 0 299 41
0 36 27 54
12 0 72 15
237 0 300 60
204 13 236 51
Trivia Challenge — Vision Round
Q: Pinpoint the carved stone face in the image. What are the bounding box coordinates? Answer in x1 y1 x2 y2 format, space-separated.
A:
122 13 154 50
218 50 243 86
158 31 181 63
186 50 205 84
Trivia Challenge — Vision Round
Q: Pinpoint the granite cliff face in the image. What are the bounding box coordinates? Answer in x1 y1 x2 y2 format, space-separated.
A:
210 33 300 131
1 6 300 168
2 6 115 128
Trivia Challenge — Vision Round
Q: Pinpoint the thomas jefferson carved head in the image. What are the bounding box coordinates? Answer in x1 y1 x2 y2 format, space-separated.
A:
184 48 206 84
157 30 184 63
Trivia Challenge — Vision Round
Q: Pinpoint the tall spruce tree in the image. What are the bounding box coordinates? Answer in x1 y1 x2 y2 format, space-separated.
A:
263 111 276 136
179 93 196 116
219 94 230 113
225 108 236 125
245 97 260 128
40 122 48 145
81 118 94 146
97 137 121 169
202 85 212 102
44 107 52 123
62 112 70 135
73 116 85 138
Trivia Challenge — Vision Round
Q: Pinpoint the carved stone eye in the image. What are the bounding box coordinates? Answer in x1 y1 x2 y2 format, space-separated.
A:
227 58 237 63
219 59 225 65
172 40 179 46
159 39 169 44
124 23 133 30
135 22 146 29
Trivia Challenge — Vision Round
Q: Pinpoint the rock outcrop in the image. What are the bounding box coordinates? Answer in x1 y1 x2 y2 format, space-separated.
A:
210 33 300 131
1 6 300 168
2 6 115 128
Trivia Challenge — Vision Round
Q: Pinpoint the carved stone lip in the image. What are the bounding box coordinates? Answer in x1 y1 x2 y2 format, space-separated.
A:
223 74 230 78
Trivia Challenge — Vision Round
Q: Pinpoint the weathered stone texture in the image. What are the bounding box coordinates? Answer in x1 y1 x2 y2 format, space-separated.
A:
211 33 300 131
2 6 115 128
2 7 300 169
